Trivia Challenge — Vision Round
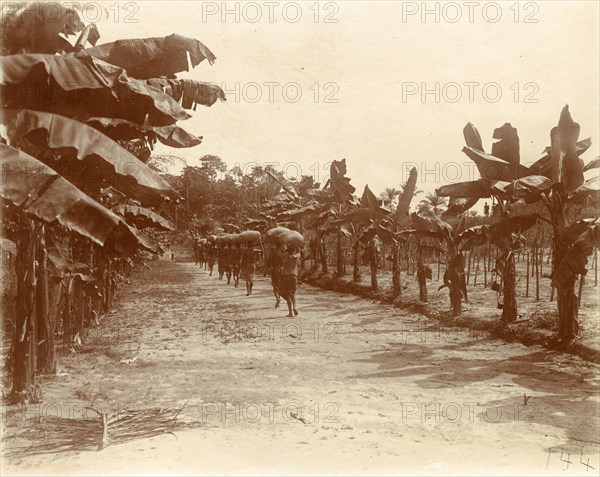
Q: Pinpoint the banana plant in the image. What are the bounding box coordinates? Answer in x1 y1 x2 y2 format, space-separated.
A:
437 106 598 341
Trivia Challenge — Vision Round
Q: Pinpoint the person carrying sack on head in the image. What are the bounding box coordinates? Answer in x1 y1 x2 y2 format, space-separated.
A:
279 245 300 317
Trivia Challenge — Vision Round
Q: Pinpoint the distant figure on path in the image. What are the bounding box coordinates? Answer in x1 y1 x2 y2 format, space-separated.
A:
171 250 175 262
484 202 490 217
279 246 300 317
269 243 285 308
207 245 216 276
240 246 257 296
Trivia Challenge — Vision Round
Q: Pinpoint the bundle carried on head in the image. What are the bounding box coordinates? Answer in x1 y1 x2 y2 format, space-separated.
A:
239 230 261 243
265 226 290 243
278 230 304 247
265 227 304 246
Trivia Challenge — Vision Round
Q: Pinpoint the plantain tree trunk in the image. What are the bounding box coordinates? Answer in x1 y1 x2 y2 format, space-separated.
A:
320 233 328 275
370 239 378 291
446 246 465 316
336 230 344 277
11 218 39 400
551 198 579 341
392 242 401 299
353 241 361 282
416 238 428 302
501 252 517 322
35 229 56 375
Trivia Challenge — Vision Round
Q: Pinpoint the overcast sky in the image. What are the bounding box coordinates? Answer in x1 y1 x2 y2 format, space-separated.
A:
96 1 599 199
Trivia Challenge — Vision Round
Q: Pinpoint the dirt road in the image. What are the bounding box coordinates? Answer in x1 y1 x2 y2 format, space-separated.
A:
3 259 600 476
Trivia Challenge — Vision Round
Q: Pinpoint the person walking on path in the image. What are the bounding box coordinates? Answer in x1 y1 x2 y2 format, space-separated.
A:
232 244 242 287
269 243 285 308
279 245 300 317
207 245 216 276
240 245 258 296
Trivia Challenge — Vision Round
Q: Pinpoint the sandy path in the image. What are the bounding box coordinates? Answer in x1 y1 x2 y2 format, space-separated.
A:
3 259 600 476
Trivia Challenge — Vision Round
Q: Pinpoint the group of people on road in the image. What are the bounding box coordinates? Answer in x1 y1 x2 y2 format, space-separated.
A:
194 240 301 317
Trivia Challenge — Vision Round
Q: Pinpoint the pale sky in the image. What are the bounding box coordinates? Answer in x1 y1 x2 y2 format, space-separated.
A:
95 0 599 199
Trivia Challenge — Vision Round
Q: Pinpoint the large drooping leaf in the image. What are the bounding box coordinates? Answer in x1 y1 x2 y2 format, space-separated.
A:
491 123 520 166
395 167 417 219
462 146 531 181
0 2 85 55
583 156 600 173
114 205 175 232
74 34 216 79
551 105 585 192
278 202 325 219
1 144 140 255
86 118 202 149
456 225 488 250
410 213 452 241
334 208 387 226
504 175 554 203
529 138 591 178
553 220 600 289
304 188 332 200
327 159 355 202
435 179 496 198
360 219 395 244
0 54 190 126
265 169 299 198
147 78 226 109
443 197 479 218
6 109 177 206
360 185 389 215
463 123 484 151
487 214 539 252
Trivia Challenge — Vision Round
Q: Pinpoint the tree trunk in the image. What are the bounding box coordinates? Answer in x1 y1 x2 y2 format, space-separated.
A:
392 242 401 299
447 247 464 316
416 238 427 302
353 242 361 282
370 239 378 291
501 252 517 322
35 229 55 375
11 219 39 400
336 230 344 277
551 199 579 341
319 231 328 275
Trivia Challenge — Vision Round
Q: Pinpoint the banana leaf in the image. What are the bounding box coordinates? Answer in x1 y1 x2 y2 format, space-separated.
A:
463 123 484 151
114 205 175 232
74 34 217 79
443 197 479 218
1 144 141 256
435 179 496 198
278 202 325 218
360 185 389 215
491 123 520 166
529 138 591 178
146 78 226 109
462 146 531 181
583 156 600 173
395 167 417 219
86 118 202 149
327 159 355 202
410 213 452 240
1 3 85 55
6 109 177 206
0 54 190 126
550 105 585 192
553 220 600 289
265 169 299 198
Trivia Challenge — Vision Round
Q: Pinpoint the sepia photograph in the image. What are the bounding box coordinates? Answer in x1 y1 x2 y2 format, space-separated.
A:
0 1 599 475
